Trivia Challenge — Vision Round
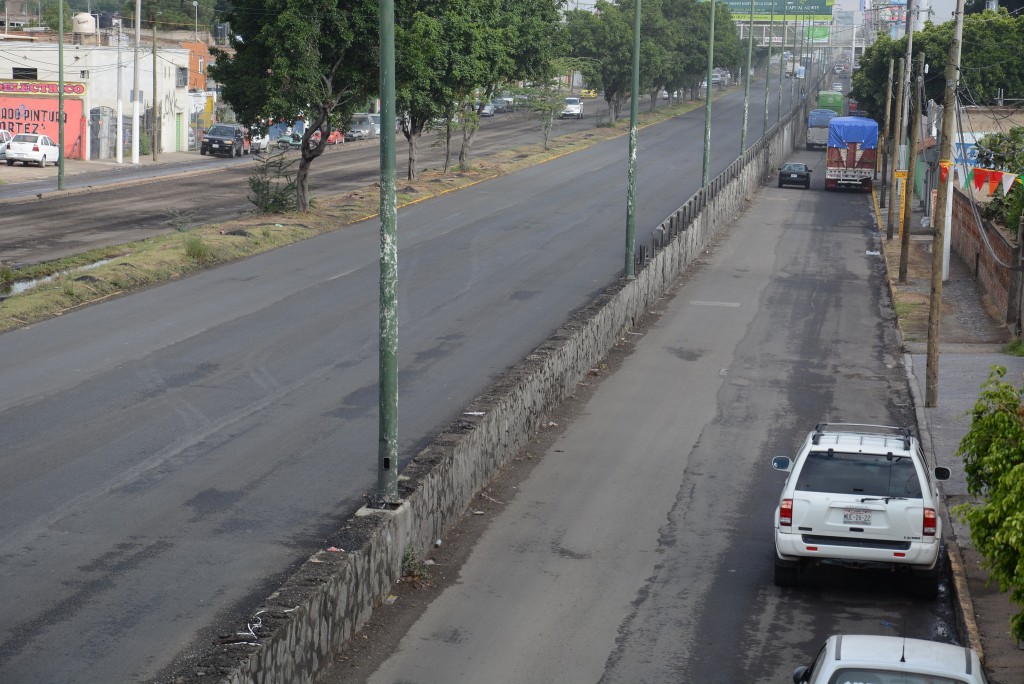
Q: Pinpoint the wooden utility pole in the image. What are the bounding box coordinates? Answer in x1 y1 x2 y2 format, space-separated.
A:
898 53 924 283
879 59 894 208
886 57 906 240
925 0 966 407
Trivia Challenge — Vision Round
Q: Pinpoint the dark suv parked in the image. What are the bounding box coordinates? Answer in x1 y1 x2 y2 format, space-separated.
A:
200 123 250 157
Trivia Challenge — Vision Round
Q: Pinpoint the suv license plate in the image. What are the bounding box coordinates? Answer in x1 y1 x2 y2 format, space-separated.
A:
790 174 798 178
843 509 872 524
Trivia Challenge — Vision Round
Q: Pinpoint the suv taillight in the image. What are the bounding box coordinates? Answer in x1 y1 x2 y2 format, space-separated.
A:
923 508 937 536
779 499 793 527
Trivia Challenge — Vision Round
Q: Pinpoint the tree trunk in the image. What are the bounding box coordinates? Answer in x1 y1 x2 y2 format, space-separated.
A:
459 124 478 170
649 90 658 112
606 99 615 124
443 121 453 174
295 157 311 211
405 129 419 180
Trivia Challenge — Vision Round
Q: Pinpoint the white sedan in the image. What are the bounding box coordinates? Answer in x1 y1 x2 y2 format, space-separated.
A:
6 133 60 167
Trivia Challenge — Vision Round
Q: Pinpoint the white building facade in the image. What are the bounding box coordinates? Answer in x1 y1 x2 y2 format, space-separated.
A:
0 34 192 160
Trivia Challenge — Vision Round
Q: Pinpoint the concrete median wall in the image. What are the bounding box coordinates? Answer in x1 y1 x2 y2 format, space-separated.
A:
188 108 805 684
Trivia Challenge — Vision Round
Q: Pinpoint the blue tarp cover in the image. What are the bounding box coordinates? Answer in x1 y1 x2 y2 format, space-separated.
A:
828 116 878 149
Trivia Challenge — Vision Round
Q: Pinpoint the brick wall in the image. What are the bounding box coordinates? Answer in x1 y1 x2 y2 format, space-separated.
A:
950 187 1016 323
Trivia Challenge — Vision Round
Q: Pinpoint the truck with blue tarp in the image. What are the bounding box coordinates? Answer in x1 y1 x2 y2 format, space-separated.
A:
806 108 838 150
824 116 878 192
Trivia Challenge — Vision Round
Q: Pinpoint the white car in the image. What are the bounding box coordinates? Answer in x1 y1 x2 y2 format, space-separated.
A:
0 128 14 157
832 82 844 92
794 635 987 684
560 97 584 119
771 423 950 596
250 133 271 154
6 133 60 167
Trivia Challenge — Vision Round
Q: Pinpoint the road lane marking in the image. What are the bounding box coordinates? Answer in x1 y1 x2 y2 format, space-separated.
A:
689 301 741 307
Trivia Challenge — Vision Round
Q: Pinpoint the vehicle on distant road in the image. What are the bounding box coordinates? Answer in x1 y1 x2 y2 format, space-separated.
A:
490 97 508 113
793 635 986 684
560 97 584 119
345 113 377 141
250 133 271 153
778 162 812 189
817 91 844 116
470 101 495 117
200 123 250 157
5 132 60 167
832 82 843 92
580 89 597 98
806 109 837 150
771 423 949 595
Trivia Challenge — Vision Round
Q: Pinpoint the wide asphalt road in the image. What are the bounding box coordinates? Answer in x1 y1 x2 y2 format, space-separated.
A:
327 149 957 684
0 76 810 682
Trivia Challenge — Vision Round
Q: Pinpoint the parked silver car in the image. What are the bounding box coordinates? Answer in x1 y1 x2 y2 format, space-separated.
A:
345 113 377 142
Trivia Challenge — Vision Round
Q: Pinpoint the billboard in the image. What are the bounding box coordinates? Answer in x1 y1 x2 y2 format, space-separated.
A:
724 0 834 22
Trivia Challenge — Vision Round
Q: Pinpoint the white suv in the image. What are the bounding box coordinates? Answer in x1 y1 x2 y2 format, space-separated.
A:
771 424 950 596
560 97 584 119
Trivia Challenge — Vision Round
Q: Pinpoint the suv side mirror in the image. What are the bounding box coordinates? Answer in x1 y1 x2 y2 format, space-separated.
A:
806 169 812 173
934 466 951 481
772 456 793 472
793 665 810 684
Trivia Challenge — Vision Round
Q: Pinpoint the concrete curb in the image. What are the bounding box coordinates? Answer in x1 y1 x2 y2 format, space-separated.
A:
904 352 985 661
871 185 984 661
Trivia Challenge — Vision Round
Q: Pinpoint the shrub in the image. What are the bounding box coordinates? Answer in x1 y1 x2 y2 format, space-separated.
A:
184 233 210 262
248 151 298 213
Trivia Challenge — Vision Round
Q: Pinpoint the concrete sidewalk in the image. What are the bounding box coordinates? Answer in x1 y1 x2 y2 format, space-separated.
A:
875 185 1024 683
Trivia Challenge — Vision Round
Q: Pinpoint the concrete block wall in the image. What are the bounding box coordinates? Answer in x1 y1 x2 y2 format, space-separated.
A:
950 187 1016 323
183 109 803 684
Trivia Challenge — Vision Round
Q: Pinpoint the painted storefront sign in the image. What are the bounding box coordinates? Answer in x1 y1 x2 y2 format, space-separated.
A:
0 81 88 158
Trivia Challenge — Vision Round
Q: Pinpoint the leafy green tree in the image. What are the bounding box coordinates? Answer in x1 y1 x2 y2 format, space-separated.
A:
566 1 634 123
41 0 72 31
954 366 1024 641
456 0 566 169
209 0 378 210
853 10 1024 119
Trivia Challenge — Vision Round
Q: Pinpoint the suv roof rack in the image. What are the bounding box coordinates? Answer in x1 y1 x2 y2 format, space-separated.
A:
811 423 912 450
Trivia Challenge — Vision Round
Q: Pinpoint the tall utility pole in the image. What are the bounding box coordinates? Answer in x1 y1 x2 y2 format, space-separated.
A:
763 0 775 135
879 58 894 207
898 53 923 283
625 0 640 277
898 0 915 170
702 0 716 187
117 17 123 164
152 14 158 161
790 10 798 100
886 57 906 239
57 0 64 190
132 0 140 164
926 0 966 407
777 0 786 123
378 0 399 503
740 0 755 155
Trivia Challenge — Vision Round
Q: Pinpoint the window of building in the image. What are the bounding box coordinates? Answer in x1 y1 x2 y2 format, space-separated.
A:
13 67 37 79
176 67 188 87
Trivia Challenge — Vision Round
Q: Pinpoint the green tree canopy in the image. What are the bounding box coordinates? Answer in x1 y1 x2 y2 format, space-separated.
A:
209 0 379 210
955 366 1024 642
852 9 1024 119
